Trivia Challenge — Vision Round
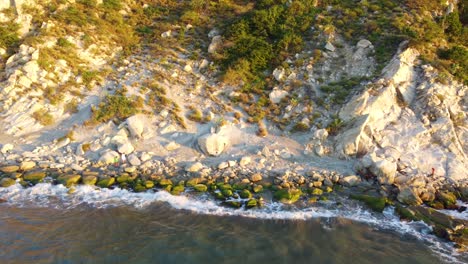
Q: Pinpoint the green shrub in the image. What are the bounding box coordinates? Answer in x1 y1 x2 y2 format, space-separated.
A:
92 91 140 122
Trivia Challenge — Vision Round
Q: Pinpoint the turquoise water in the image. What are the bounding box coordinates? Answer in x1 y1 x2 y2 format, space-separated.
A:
0 184 466 264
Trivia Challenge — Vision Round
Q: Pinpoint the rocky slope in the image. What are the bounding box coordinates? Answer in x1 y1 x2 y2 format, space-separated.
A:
0 0 467 251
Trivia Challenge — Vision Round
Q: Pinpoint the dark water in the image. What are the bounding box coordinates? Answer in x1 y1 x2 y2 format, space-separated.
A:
0 202 453 264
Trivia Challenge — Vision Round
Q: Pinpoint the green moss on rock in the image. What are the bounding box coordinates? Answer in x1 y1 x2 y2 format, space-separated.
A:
274 188 303 204
185 178 199 187
311 188 323 196
97 177 115 188
436 191 457 208
350 194 386 213
159 179 173 187
57 174 81 187
239 189 252 199
23 171 46 183
246 199 257 208
145 181 155 189
0 178 16 187
194 184 208 192
82 175 97 185
171 185 185 195
253 184 263 193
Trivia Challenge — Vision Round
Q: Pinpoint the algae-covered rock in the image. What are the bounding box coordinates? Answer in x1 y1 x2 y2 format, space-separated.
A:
350 194 386 212
163 185 172 192
224 200 242 208
0 178 16 187
0 165 19 173
82 176 97 185
194 184 208 192
436 191 457 208
185 178 200 187
239 189 252 199
57 174 81 187
397 186 422 206
117 174 133 183
308 197 319 203
274 188 303 204
23 171 46 183
311 188 324 196
233 182 249 190
253 184 263 193
171 185 185 195
221 189 233 197
214 191 225 200
159 179 173 187
145 181 155 189
246 199 257 208
97 177 115 188
134 184 146 192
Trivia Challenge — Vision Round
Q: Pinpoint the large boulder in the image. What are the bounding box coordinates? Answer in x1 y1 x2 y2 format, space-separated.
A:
370 159 396 185
198 133 230 156
126 115 145 139
99 150 120 165
397 186 423 206
269 89 289 104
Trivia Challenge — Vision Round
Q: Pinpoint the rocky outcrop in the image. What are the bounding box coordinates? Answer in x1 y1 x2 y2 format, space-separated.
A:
198 130 230 156
335 44 467 184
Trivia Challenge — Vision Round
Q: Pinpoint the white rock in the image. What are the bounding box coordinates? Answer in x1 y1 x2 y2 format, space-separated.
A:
56 138 70 149
208 35 222 54
370 159 396 185
0 48 6 56
325 42 336 52
165 141 180 151
199 59 209 70
140 152 152 162
186 162 204 172
71 164 84 171
356 39 373 49
313 129 329 141
340 175 361 187
239 156 251 167
161 30 172 38
197 133 230 156
1 144 13 154
269 89 289 104
20 161 36 171
126 115 146 139
128 154 141 166
272 68 285 81
183 64 192 72
218 162 229 170
117 142 135 155
99 150 120 165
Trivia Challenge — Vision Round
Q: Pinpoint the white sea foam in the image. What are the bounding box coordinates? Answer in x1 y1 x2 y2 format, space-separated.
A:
0 183 466 263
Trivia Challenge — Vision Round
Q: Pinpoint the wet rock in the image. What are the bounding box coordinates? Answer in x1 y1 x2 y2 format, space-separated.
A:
159 179 173 187
0 178 16 187
397 186 423 206
23 171 46 183
350 194 386 212
436 191 457 208
274 188 303 204
97 177 115 188
145 181 155 189
171 185 185 195
82 176 97 185
311 188 323 196
194 184 208 192
0 165 19 173
239 189 252 199
246 199 258 208
57 174 81 187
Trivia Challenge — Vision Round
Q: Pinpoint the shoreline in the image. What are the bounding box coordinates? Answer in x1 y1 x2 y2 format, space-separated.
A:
0 148 467 251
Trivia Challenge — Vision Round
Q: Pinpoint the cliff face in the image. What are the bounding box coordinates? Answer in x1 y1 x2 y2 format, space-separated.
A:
336 44 467 186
